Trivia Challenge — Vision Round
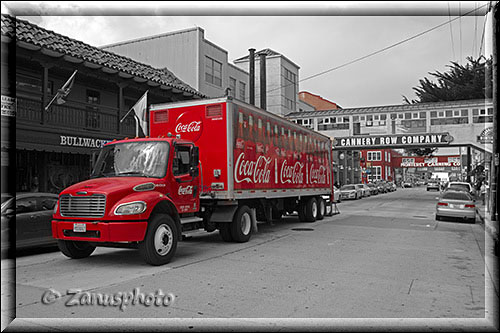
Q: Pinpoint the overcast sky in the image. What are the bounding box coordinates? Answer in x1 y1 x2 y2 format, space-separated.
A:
4 1 494 108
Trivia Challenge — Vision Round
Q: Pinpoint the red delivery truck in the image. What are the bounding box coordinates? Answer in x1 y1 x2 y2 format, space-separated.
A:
52 97 334 265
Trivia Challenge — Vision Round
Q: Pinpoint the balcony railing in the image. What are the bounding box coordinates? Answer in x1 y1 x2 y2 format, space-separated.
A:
16 95 136 136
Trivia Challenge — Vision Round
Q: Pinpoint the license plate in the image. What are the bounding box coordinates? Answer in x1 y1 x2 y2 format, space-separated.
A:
73 223 86 233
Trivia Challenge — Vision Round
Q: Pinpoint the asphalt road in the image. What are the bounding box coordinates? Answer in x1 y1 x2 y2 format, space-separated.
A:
2 187 498 331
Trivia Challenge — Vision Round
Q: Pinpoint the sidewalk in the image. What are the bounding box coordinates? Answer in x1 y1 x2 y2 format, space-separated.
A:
476 201 499 256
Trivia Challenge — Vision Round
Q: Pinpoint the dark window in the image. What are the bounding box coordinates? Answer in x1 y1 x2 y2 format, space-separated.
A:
172 145 192 176
205 56 222 87
86 90 101 130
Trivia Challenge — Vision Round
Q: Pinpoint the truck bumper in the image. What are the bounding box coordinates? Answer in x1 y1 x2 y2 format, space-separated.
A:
52 220 148 243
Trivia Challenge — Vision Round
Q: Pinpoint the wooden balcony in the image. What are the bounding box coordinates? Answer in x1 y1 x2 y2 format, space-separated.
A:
16 95 136 137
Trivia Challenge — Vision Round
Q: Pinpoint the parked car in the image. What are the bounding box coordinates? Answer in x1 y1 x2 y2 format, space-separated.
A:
339 184 363 200
446 182 475 197
367 183 379 195
356 184 371 197
427 181 440 191
435 189 476 222
402 181 413 188
1 192 59 251
387 182 397 192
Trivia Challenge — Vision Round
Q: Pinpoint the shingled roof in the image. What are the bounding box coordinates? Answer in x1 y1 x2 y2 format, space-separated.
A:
1 14 206 98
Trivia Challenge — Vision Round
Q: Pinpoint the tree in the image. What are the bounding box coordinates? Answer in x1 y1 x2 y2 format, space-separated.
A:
403 56 493 104
402 56 492 156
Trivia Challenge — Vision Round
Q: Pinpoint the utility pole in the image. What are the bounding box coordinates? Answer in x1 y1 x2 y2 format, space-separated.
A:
491 2 498 222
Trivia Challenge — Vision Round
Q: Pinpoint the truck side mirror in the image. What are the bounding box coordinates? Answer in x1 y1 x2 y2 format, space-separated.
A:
192 146 199 168
189 146 200 177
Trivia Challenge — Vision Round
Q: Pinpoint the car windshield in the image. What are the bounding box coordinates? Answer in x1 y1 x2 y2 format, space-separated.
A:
341 185 355 190
442 191 472 201
91 141 169 179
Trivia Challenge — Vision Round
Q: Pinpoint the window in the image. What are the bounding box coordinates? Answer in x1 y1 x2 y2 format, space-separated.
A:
172 145 192 176
405 113 411 119
239 81 246 101
367 151 381 161
229 77 236 97
419 112 426 118
430 107 468 125
282 66 297 110
373 166 382 180
86 90 100 130
16 73 54 96
205 56 222 87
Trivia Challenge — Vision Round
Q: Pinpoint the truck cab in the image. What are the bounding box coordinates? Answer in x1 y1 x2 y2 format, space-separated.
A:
52 137 200 265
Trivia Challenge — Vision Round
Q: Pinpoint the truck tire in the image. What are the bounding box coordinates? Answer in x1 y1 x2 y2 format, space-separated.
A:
230 205 253 243
57 240 96 259
219 223 233 242
316 197 325 220
304 197 318 222
139 214 178 266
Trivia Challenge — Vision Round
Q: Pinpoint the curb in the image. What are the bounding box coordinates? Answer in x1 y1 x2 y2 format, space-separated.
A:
476 207 499 257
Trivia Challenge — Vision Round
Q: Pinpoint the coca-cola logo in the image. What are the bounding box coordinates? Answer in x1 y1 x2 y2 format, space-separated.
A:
309 164 327 184
178 185 193 196
175 121 201 133
280 160 304 184
175 112 203 142
234 153 272 184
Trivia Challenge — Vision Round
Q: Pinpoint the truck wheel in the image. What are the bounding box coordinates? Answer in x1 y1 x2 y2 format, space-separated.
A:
219 223 233 242
316 197 325 220
139 214 178 266
304 197 318 222
231 205 252 243
57 240 96 259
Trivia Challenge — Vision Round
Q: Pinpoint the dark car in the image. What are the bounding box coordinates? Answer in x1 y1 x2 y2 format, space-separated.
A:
1 192 59 251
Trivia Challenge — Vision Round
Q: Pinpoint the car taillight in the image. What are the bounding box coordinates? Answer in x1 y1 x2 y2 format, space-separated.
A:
437 202 448 206
465 204 475 208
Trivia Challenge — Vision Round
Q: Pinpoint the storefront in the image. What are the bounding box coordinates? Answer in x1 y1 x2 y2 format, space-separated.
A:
16 126 114 194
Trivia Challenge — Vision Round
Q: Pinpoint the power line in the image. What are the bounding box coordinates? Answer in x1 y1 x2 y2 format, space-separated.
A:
266 2 490 95
448 2 456 61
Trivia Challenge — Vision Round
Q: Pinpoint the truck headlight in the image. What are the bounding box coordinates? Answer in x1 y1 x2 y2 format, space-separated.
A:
53 200 59 214
114 201 147 215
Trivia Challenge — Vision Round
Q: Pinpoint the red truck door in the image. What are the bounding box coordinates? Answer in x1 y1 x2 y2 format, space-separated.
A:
171 142 200 214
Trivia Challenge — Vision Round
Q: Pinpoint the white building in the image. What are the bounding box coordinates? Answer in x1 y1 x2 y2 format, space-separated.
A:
102 28 299 117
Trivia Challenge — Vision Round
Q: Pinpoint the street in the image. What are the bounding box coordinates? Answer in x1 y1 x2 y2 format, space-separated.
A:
2 187 498 330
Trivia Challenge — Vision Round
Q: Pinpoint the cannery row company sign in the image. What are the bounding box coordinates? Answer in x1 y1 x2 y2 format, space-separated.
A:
332 132 454 149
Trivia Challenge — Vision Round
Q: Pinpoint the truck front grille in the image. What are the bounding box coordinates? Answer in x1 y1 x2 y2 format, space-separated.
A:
60 194 106 218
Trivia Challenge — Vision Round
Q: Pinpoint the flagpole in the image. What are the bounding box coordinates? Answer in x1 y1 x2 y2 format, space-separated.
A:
44 69 78 112
120 90 148 123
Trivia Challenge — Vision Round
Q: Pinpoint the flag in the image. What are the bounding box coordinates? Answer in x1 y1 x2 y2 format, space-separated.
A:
131 91 148 136
45 70 77 111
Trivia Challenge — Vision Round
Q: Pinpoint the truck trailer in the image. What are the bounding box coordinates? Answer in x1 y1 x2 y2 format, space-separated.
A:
52 97 334 265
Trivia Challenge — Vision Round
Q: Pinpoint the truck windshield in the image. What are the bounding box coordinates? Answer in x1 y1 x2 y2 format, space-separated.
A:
91 141 169 178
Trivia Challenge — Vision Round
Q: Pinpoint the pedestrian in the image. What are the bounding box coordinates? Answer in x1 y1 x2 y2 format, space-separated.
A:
480 181 486 205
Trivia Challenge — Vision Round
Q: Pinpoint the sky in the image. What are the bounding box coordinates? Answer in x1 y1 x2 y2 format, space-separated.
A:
3 1 494 109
